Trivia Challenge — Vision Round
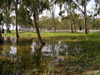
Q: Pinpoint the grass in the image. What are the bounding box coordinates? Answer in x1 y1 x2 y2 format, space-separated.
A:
3 30 100 42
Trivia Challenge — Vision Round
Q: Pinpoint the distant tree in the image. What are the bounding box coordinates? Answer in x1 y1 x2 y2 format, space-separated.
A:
11 16 15 30
50 1 56 32
2 0 11 30
2 5 11 29
91 18 100 29
54 0 91 34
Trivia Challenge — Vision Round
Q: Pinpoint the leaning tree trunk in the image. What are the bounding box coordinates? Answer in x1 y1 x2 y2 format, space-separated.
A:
15 0 19 38
32 0 45 44
84 0 88 34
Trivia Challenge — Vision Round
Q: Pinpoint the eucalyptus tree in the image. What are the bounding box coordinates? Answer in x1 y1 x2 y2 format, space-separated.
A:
32 0 50 44
1 0 19 38
18 3 33 29
91 18 100 29
11 16 15 30
2 5 11 29
17 0 49 44
72 0 91 34
1 0 11 30
54 0 91 34
50 1 56 32
14 0 19 38
39 16 50 29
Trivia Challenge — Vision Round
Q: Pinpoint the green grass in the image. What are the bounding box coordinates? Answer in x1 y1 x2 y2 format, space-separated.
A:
3 30 100 42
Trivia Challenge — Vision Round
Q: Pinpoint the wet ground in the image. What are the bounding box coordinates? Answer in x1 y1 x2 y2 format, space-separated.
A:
0 37 100 75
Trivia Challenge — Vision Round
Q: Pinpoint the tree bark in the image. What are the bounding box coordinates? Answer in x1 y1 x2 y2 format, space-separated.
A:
84 0 88 34
32 0 45 44
15 0 19 38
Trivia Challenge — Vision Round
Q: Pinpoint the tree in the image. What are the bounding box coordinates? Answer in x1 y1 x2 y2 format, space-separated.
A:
54 0 91 34
2 4 11 29
18 4 33 29
70 0 91 34
0 7 4 43
32 0 45 44
50 1 56 32
1 0 11 30
14 0 19 38
11 16 15 30
91 18 100 29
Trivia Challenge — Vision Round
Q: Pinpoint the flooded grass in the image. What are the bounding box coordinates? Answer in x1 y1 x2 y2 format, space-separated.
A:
1 31 100 74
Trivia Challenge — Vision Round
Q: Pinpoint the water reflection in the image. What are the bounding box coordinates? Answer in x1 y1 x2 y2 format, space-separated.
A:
0 37 85 58
0 37 99 74
10 46 17 55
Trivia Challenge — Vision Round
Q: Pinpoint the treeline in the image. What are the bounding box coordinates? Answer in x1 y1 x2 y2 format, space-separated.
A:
38 15 100 30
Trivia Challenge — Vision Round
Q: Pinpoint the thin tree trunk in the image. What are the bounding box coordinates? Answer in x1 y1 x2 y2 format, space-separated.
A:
69 3 73 33
0 28 3 43
15 0 19 38
52 12 56 32
72 18 76 32
84 0 88 34
69 19 73 33
32 0 45 44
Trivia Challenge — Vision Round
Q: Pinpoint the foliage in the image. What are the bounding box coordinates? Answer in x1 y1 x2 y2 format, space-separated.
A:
18 4 33 28
94 0 100 16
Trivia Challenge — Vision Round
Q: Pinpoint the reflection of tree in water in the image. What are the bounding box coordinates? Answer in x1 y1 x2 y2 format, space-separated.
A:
0 43 3 74
65 42 83 56
16 38 33 46
34 44 45 68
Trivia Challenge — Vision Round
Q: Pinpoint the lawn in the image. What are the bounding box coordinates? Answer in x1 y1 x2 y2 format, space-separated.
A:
2 30 100 42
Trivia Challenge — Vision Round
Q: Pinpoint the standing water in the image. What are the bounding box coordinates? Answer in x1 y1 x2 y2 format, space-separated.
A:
0 37 100 75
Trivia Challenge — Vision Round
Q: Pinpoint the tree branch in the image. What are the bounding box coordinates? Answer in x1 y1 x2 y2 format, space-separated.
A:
72 1 84 14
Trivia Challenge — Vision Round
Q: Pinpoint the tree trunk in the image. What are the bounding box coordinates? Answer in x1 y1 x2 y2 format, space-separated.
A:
15 0 19 38
32 0 45 44
69 19 73 33
72 19 76 32
84 0 88 34
52 12 56 32
0 28 3 43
